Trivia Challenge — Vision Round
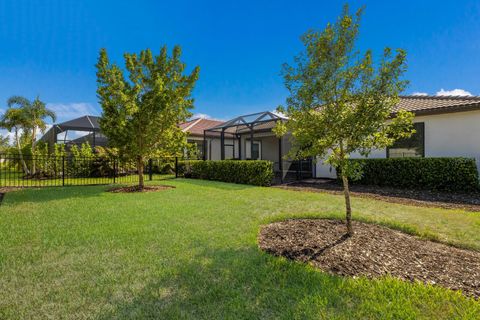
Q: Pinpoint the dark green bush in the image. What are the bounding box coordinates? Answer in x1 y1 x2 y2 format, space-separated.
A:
151 159 175 174
179 160 274 186
347 157 479 192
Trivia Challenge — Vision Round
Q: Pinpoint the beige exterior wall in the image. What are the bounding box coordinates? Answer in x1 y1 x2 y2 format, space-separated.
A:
195 132 291 165
188 136 238 160
315 109 480 178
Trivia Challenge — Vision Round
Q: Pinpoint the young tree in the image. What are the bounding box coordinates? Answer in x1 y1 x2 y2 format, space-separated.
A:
96 46 200 189
274 5 415 236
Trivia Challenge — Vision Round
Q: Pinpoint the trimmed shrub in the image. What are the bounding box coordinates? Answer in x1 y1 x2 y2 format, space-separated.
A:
180 160 274 186
346 157 479 192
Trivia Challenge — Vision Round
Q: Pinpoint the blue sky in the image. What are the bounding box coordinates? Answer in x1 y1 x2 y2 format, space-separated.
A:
1 0 480 123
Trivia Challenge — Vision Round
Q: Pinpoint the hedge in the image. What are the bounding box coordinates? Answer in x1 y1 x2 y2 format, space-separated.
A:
178 160 274 186
346 157 480 192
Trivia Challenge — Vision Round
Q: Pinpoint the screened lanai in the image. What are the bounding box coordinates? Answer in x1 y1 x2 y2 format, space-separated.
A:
203 111 284 160
39 115 107 150
203 111 312 183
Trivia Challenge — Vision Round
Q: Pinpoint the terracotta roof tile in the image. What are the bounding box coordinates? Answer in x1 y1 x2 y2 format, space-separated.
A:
180 118 224 136
181 96 480 137
395 95 480 114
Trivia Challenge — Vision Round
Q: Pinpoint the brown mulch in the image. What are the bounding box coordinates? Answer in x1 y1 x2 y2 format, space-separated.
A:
279 181 480 212
258 219 480 298
107 185 175 193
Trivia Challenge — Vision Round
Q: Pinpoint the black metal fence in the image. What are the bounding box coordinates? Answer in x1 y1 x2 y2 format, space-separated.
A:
273 158 313 183
0 154 313 187
0 154 182 187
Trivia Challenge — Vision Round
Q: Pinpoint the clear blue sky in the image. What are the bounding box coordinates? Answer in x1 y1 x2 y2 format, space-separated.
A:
1 0 480 123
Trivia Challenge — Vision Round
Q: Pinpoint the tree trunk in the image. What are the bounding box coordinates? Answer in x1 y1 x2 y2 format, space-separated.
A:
341 173 354 236
31 127 36 175
15 129 29 175
137 157 144 189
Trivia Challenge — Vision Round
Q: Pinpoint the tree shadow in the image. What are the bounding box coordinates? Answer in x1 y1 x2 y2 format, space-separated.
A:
287 181 480 211
0 185 109 205
97 245 359 319
309 233 350 261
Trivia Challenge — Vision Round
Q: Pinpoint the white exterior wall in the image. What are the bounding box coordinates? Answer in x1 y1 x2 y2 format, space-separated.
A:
315 110 480 178
417 110 480 167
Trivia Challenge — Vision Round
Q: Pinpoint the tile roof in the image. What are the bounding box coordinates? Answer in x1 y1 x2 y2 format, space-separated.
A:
180 118 224 136
180 96 480 137
395 95 480 115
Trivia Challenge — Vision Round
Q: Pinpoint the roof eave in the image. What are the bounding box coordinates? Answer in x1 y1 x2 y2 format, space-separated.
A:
391 102 480 117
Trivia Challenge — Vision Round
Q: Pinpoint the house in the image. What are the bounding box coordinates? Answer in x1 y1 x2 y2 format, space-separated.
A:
197 111 311 181
40 95 480 182
200 96 480 180
40 115 224 155
315 95 480 178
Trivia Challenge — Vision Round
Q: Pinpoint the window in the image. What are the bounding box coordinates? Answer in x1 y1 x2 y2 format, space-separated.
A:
387 122 425 158
252 142 260 160
246 140 261 160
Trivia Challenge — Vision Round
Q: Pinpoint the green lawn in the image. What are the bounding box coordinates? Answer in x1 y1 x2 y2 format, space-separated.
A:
0 179 479 319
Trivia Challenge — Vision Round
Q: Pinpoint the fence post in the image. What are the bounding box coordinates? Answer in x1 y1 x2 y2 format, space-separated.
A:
299 159 303 180
113 158 117 184
175 157 178 178
148 159 153 181
62 155 65 186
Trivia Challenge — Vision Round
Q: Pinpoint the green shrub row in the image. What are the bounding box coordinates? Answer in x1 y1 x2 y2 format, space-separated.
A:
347 157 479 192
178 160 274 186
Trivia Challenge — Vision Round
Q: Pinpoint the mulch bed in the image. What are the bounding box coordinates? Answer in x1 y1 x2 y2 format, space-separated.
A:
107 185 175 193
258 219 480 298
279 181 480 211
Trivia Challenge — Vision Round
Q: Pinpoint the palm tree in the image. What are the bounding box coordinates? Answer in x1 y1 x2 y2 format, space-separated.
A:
0 96 56 175
24 97 56 174
0 106 30 174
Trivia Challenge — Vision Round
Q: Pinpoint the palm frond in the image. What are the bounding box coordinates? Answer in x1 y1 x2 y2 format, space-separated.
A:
7 96 31 109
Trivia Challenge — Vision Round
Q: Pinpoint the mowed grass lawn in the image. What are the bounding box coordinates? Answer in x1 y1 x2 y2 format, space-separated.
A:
0 179 479 319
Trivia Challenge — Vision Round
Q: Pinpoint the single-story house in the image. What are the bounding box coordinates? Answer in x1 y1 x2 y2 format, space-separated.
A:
195 95 480 180
315 95 480 179
40 95 480 182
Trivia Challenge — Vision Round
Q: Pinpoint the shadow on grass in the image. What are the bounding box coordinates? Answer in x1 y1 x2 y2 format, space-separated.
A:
97 243 477 319
173 178 256 191
285 181 480 211
98 246 352 319
1 185 109 205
